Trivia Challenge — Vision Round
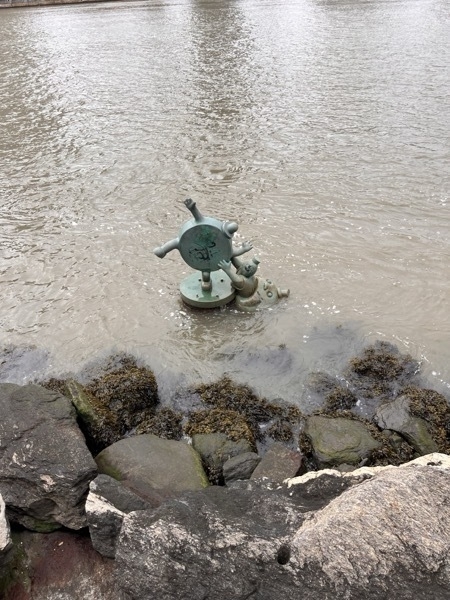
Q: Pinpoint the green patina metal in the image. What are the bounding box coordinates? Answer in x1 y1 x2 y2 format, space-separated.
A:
154 198 289 310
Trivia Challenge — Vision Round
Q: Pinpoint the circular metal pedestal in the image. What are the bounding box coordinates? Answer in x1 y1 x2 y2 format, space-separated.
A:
180 271 235 308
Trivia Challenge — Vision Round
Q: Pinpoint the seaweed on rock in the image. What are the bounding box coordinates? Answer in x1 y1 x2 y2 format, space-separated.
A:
193 376 302 444
134 408 183 440
184 408 256 448
403 385 450 453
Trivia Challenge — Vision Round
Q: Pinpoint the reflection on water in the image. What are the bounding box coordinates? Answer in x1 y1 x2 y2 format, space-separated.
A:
0 0 449 404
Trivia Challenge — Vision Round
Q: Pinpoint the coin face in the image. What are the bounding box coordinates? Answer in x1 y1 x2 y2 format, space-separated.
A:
179 224 233 271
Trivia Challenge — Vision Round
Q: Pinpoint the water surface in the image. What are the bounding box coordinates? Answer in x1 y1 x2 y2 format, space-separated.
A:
1 0 449 405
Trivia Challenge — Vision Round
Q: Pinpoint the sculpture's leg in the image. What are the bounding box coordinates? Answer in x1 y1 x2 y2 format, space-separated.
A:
201 271 212 292
184 198 204 222
154 239 179 259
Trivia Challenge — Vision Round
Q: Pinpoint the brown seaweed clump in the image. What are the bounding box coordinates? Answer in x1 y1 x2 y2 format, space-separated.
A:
324 386 358 412
40 354 160 455
403 385 450 453
40 377 68 397
86 355 158 433
349 341 419 390
267 420 295 443
134 408 183 440
184 408 256 448
194 376 302 443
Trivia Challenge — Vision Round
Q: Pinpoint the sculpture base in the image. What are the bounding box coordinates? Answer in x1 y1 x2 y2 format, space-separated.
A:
180 271 235 309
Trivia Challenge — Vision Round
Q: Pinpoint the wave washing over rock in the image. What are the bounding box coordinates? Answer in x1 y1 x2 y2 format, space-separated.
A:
0 341 450 599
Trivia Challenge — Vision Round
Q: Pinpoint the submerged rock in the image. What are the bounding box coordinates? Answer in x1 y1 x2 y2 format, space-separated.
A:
0 383 97 531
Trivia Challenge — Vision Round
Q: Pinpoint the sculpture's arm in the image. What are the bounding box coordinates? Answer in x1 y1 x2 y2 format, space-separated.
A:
231 240 253 258
154 238 179 259
218 260 242 285
184 198 203 221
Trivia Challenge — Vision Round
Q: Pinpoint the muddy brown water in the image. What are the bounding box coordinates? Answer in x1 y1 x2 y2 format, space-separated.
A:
1 0 449 410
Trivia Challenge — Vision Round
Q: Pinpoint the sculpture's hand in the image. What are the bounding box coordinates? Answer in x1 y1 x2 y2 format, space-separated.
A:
154 246 167 258
232 240 253 258
218 259 232 271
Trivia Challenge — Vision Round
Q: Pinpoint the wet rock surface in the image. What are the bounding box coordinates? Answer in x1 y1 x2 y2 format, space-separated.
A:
86 475 150 558
250 442 304 481
223 452 261 484
0 342 449 599
44 353 159 455
304 415 382 467
191 433 254 485
95 434 209 506
376 394 439 454
0 383 97 531
1 528 124 600
115 455 450 600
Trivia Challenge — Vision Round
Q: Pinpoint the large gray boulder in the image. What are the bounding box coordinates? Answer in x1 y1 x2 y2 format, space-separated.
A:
95 434 209 506
115 482 308 600
0 383 97 531
114 454 450 600
288 455 450 598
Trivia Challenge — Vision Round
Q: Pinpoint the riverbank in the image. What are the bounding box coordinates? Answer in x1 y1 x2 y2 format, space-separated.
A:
1 340 450 598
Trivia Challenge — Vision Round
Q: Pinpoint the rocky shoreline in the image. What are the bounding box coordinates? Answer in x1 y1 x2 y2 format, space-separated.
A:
1 341 450 599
